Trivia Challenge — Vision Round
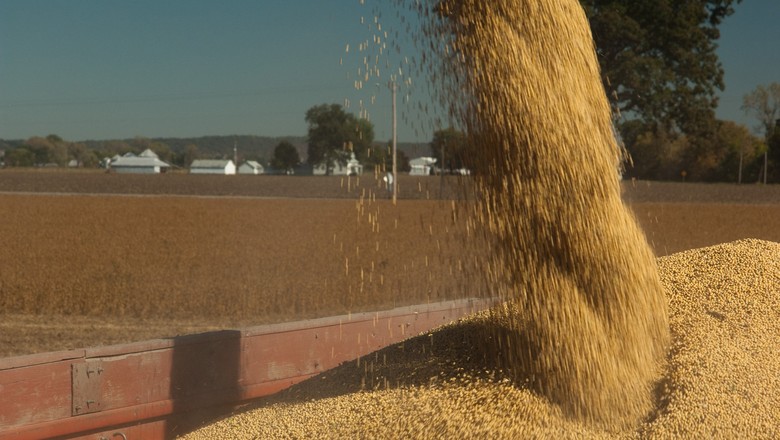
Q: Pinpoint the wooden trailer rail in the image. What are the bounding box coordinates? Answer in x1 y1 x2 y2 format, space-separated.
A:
0 298 493 440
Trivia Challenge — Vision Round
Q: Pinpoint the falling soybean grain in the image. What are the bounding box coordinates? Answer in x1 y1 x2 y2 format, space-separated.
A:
423 0 670 428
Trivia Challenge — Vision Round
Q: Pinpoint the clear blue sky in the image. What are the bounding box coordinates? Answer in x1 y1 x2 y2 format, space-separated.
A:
714 0 780 134
0 0 778 143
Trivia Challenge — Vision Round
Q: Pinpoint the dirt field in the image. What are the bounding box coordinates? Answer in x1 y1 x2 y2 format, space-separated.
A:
0 168 467 200
1 170 778 357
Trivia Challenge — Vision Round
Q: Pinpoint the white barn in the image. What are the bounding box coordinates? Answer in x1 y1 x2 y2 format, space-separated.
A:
238 160 264 175
409 157 437 176
110 151 170 174
190 159 236 175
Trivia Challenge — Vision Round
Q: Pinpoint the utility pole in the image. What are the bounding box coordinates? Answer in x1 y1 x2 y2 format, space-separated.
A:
233 138 238 175
391 78 398 204
376 79 398 202
440 141 445 199
738 147 743 184
763 151 768 185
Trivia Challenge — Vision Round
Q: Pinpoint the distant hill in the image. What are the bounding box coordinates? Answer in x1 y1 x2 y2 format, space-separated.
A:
1 135 434 164
80 135 309 164
107 136 434 163
395 141 433 159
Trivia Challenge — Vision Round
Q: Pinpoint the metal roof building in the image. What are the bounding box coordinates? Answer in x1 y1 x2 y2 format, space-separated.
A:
238 160 264 175
110 155 171 174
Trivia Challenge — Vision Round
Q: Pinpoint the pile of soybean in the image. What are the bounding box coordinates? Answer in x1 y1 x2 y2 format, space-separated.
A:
181 239 780 439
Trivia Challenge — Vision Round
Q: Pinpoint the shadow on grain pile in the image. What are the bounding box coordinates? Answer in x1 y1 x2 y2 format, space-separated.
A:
249 318 528 404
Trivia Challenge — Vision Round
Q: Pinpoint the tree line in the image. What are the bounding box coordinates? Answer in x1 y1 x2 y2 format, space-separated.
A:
0 135 306 169
4 87 776 182
426 0 780 183
3 1 778 182
583 0 778 182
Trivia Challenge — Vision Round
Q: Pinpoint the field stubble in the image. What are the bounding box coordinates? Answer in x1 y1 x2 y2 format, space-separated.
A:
0 172 486 357
1 171 779 357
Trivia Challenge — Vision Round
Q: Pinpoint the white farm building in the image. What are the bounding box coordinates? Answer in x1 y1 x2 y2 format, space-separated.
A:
110 149 170 174
238 160 264 175
190 159 236 175
313 153 363 176
409 157 437 176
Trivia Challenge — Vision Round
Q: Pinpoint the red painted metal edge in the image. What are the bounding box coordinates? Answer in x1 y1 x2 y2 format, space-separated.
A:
0 298 494 440
0 348 85 370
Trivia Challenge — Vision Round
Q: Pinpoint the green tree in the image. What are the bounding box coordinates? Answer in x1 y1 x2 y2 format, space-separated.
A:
68 142 98 167
397 149 411 173
620 118 764 182
768 126 780 181
622 124 689 180
351 118 375 162
270 141 301 172
430 127 468 173
584 0 741 137
92 140 132 160
681 120 765 181
742 83 780 182
177 144 200 168
364 143 391 172
741 83 780 142
305 104 374 175
149 141 173 163
22 136 67 166
130 136 151 151
5 147 35 167
364 141 411 173
710 120 763 183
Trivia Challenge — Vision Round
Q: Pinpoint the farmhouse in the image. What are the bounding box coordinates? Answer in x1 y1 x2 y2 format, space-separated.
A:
313 152 363 176
190 159 236 175
238 160 264 175
110 150 170 174
409 157 437 176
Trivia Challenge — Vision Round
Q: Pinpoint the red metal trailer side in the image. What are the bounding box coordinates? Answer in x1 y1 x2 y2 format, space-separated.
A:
0 298 492 440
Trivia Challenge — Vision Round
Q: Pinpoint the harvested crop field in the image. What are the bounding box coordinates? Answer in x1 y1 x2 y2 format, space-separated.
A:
1 170 779 359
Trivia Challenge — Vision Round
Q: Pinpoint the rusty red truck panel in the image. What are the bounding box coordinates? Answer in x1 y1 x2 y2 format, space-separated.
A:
0 298 493 439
